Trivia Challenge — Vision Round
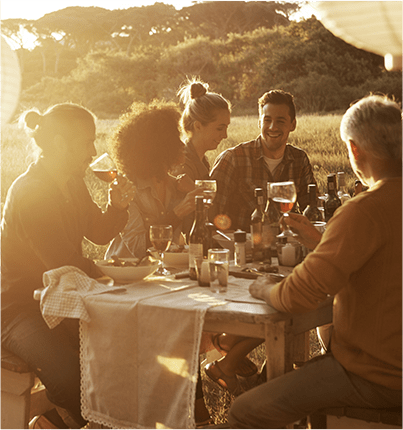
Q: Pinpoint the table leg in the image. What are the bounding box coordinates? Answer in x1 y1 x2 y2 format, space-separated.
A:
264 319 293 381
293 331 309 365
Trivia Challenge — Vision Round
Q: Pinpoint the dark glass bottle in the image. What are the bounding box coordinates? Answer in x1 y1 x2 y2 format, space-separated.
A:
262 185 281 260
250 188 265 261
324 174 342 222
188 196 209 280
303 184 323 222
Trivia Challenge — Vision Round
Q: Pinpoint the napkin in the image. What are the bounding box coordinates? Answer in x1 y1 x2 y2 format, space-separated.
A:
40 266 125 329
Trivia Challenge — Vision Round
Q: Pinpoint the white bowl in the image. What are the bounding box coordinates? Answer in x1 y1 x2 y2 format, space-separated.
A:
164 251 189 267
213 232 252 258
95 258 159 284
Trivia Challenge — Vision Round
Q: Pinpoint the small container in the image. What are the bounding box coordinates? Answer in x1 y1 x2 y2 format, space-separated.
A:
234 230 246 267
194 257 210 287
276 237 303 267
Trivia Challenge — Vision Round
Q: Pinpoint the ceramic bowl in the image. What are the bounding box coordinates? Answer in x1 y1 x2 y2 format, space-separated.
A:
95 258 159 284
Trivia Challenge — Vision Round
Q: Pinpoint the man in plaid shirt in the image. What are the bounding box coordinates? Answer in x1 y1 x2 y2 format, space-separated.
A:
210 90 316 232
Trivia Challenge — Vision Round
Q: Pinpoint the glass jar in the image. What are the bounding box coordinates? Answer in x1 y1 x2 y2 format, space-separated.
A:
276 237 303 267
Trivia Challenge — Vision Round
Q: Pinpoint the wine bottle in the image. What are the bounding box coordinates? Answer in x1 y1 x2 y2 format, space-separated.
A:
324 174 341 222
303 184 323 222
262 183 281 260
251 188 265 261
337 172 351 204
189 196 209 280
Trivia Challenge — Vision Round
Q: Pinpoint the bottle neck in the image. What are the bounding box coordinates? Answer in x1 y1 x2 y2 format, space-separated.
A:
327 181 336 195
309 190 317 207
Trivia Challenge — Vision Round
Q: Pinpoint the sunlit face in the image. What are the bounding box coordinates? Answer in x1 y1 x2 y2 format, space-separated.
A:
66 120 97 177
260 103 296 158
197 109 230 152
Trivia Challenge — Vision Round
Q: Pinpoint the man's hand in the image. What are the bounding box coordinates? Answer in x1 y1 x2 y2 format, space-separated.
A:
282 212 322 250
249 276 277 305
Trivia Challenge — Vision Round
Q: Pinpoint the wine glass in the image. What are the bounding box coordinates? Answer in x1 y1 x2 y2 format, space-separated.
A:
269 181 297 238
195 179 217 221
149 225 173 276
90 153 118 183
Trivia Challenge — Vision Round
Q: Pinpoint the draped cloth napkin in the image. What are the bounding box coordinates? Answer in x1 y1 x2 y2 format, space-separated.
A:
40 265 125 329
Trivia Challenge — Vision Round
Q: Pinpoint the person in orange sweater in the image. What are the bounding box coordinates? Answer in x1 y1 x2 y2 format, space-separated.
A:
228 94 402 428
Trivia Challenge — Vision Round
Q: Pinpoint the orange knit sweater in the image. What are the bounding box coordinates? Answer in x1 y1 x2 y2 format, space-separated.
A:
270 177 402 390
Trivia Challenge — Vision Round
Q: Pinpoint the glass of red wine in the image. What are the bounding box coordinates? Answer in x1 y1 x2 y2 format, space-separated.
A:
149 225 173 276
90 153 118 183
269 181 297 238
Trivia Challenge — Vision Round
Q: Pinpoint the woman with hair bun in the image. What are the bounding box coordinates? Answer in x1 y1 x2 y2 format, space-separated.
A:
1 102 135 428
176 79 231 180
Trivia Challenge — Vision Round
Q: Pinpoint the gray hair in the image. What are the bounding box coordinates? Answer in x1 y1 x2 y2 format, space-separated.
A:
178 78 231 135
340 94 402 160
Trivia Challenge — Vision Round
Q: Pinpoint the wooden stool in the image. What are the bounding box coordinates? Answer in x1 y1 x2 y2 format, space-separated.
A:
1 348 53 429
309 406 402 429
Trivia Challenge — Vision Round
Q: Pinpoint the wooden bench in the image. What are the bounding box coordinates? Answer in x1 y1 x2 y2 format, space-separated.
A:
309 406 402 429
1 348 53 429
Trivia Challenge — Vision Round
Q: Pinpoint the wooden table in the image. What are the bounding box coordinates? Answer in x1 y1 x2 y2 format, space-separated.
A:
36 268 332 428
204 295 333 380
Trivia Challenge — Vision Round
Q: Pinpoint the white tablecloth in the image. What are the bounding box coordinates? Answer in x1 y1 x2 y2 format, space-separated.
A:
40 267 273 428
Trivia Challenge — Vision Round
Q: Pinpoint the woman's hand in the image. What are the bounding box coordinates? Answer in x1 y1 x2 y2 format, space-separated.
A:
282 212 322 250
109 174 136 210
173 187 203 219
176 174 195 194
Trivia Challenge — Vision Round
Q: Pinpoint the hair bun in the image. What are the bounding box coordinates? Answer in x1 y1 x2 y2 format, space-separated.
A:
190 82 208 99
25 111 42 130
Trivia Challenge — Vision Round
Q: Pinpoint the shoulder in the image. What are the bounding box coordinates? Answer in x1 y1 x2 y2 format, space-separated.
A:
215 138 259 162
285 144 310 158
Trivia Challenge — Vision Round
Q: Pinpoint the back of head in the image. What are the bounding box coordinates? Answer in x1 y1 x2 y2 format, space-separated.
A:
340 94 402 160
178 78 231 135
109 100 183 181
21 103 95 153
258 90 296 122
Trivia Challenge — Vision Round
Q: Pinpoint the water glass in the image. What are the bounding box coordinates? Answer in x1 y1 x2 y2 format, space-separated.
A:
208 248 230 293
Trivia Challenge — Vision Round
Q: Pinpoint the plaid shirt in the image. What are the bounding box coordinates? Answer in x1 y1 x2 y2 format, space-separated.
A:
210 136 316 232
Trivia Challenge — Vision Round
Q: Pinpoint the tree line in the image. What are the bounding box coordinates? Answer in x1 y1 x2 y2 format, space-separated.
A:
2 1 401 119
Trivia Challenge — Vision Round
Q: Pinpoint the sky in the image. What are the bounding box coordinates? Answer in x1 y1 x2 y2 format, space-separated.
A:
1 0 212 20
0 0 314 21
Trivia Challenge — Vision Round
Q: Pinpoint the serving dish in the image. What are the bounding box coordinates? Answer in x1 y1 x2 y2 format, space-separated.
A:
95 258 159 284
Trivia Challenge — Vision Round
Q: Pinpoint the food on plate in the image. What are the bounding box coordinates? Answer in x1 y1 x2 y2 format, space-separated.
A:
106 255 152 267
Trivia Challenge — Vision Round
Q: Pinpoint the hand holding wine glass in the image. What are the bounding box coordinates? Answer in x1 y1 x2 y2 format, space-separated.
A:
90 153 135 210
269 181 297 238
149 225 173 276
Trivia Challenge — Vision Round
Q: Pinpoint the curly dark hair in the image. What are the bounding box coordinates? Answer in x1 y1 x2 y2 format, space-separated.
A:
109 101 184 181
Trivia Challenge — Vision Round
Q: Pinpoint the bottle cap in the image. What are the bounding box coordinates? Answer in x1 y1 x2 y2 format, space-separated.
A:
234 230 246 243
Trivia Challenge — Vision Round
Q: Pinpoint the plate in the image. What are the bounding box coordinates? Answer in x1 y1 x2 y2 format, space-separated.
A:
95 258 159 284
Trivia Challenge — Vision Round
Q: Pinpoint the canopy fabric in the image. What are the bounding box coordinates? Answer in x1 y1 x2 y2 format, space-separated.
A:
311 1 402 70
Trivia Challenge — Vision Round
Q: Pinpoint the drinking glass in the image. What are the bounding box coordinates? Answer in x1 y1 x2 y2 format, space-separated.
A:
269 181 297 238
149 225 173 276
90 153 118 183
195 179 217 205
208 248 230 293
